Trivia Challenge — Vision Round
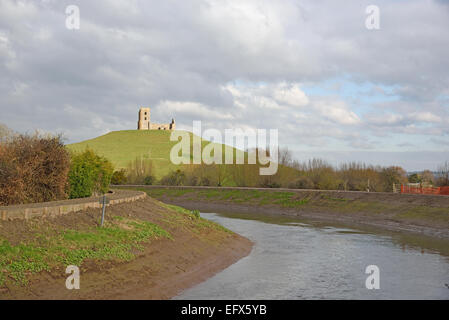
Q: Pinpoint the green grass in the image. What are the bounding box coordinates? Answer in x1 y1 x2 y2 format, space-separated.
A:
142 187 449 224
67 130 239 179
145 188 310 208
0 217 170 286
158 202 232 234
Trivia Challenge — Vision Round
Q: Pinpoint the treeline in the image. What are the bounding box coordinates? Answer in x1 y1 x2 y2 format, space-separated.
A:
0 127 113 205
115 148 448 192
2 121 447 205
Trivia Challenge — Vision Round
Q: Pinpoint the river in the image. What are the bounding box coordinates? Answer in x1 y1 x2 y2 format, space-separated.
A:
175 211 449 300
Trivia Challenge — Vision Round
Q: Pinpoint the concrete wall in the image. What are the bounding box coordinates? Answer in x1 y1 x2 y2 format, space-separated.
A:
0 190 147 221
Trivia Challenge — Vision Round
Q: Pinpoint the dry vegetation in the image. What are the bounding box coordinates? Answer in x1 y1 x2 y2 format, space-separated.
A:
0 132 70 205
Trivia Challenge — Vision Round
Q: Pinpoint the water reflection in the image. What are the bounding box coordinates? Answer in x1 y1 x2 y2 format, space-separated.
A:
175 211 449 300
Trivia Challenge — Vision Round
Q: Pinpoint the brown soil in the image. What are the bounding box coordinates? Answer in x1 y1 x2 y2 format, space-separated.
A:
0 196 252 299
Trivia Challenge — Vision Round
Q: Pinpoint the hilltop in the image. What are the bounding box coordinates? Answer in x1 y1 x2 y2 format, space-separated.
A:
66 130 236 178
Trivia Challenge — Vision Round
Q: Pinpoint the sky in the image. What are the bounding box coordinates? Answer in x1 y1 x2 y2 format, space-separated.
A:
0 0 448 171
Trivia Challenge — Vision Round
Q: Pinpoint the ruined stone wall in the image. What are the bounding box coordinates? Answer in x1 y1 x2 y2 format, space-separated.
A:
137 107 175 130
149 123 171 130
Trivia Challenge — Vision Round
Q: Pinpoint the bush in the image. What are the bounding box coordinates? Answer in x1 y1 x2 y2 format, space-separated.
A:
199 176 211 186
68 149 114 199
160 169 186 186
408 173 421 183
191 210 200 219
260 180 281 188
111 169 128 185
289 176 314 189
0 133 70 205
143 175 155 185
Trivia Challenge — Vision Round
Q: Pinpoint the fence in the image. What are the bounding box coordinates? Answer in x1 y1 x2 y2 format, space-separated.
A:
401 184 449 196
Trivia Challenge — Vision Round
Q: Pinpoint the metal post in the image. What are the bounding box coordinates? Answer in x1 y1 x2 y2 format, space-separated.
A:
100 194 106 227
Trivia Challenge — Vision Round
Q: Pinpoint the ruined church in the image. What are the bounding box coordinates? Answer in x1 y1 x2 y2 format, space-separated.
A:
137 107 175 130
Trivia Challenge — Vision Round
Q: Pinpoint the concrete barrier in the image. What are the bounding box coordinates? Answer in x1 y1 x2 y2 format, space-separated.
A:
0 190 146 221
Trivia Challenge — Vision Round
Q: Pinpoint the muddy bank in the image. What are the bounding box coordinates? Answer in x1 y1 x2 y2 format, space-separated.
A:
133 187 449 239
0 196 252 299
165 199 449 239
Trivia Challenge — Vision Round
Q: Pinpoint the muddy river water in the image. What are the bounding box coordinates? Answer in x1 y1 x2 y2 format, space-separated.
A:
175 211 449 299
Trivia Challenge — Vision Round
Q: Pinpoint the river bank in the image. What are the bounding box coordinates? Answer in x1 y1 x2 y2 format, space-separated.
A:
0 196 252 299
126 186 449 240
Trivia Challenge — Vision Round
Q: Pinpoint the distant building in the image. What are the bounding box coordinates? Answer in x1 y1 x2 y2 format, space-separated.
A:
137 107 175 130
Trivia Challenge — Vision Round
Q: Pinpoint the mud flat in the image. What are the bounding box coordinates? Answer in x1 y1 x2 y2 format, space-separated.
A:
128 186 449 240
0 196 252 299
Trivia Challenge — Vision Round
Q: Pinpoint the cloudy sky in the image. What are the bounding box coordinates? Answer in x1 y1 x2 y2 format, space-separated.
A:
1 0 448 170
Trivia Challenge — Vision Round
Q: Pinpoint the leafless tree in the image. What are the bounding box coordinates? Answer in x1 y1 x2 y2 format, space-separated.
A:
437 161 449 186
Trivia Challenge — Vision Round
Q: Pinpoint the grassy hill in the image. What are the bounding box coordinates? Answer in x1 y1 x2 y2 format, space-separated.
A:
67 130 236 178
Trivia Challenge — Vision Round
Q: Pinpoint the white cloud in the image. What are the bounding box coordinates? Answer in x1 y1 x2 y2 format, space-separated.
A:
273 83 309 107
409 112 441 123
314 100 361 125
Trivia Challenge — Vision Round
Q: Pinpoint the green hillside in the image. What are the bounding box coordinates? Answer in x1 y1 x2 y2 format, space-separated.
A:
67 130 235 178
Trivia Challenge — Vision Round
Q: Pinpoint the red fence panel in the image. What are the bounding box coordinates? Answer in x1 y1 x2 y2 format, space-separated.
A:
400 184 448 195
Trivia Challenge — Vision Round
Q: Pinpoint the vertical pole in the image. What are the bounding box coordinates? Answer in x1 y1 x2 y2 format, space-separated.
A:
101 195 106 227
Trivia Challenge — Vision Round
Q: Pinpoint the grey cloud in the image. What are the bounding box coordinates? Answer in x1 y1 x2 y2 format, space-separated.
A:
0 0 448 170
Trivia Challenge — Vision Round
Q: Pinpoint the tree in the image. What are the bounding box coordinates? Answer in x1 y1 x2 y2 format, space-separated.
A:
380 166 408 192
420 170 435 185
408 173 421 184
437 161 449 186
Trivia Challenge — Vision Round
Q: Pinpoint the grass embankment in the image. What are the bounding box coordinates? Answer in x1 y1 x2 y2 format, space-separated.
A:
139 187 449 232
0 196 233 290
67 130 236 179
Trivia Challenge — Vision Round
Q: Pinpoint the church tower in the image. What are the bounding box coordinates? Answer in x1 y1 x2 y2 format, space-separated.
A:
137 107 150 130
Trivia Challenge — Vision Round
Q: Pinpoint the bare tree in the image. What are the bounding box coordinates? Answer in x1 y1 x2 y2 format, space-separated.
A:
279 147 293 167
437 161 449 186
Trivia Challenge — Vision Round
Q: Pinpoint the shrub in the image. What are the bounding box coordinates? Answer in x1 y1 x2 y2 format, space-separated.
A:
143 175 155 185
0 133 70 205
289 176 314 189
260 180 281 188
408 173 421 183
68 149 114 199
186 175 199 186
111 169 128 185
199 176 211 186
160 169 186 186
191 210 200 219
